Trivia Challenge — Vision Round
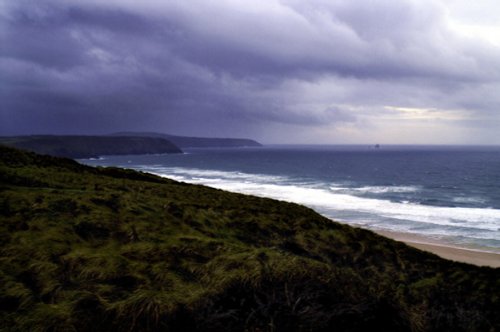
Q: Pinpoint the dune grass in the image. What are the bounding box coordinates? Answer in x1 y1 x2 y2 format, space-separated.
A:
0 145 499 331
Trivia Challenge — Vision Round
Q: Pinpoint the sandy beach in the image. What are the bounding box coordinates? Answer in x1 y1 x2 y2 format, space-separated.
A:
376 230 500 268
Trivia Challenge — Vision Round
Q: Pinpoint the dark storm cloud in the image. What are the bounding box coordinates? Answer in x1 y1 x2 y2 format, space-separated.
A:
154 0 499 81
1 0 500 143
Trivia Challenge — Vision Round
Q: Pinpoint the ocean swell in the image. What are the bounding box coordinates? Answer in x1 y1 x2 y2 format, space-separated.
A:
141 166 500 249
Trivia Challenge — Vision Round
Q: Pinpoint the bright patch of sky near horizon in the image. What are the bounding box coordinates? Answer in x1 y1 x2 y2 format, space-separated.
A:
1 0 499 144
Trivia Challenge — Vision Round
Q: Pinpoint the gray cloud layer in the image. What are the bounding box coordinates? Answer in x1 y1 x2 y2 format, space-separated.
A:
1 0 500 143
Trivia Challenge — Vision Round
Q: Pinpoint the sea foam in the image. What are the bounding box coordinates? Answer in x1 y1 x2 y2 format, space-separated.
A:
143 166 500 247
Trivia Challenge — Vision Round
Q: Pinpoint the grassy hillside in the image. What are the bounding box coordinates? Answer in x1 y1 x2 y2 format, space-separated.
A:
111 131 263 148
0 145 498 331
0 135 182 158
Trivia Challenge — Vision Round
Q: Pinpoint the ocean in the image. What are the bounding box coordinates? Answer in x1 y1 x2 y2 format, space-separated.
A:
82 145 500 253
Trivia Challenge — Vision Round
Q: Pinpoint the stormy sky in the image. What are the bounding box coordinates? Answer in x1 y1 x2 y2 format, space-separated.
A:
1 0 500 144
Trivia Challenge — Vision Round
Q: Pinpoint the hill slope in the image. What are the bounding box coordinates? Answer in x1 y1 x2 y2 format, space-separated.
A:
0 145 498 331
0 135 183 158
111 131 263 148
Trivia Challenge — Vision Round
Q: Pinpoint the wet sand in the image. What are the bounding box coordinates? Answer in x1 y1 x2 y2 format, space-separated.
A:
375 230 500 268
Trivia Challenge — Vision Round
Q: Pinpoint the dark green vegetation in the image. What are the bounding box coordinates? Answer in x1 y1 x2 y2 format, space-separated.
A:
111 131 263 148
0 145 499 332
0 135 182 158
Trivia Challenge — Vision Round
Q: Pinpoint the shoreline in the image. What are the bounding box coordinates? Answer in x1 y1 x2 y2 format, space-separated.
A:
80 159 500 268
375 230 500 268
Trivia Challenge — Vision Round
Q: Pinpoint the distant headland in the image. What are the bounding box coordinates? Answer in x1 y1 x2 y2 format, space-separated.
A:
111 131 263 148
0 135 182 159
0 133 262 159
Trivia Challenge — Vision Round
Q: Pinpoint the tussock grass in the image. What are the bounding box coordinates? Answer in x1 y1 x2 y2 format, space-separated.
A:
1 145 499 331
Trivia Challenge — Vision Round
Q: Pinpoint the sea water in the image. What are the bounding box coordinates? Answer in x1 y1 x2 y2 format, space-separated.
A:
83 145 500 253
